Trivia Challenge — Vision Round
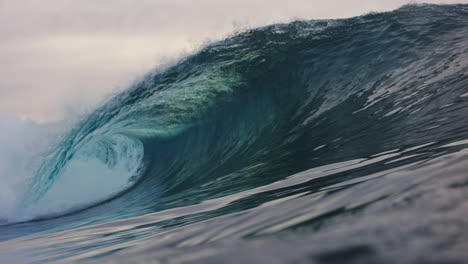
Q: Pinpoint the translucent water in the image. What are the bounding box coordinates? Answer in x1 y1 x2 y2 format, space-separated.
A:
1 4 468 263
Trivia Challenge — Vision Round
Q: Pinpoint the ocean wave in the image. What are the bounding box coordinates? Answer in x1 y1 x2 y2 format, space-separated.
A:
1 4 468 263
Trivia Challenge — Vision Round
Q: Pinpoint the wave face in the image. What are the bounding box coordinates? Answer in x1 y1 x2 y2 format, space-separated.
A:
1 4 468 264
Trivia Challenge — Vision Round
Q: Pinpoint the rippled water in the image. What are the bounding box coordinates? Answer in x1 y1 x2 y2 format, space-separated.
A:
1 4 468 264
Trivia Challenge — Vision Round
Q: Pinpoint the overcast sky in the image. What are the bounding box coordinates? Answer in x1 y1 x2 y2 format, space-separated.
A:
0 0 466 122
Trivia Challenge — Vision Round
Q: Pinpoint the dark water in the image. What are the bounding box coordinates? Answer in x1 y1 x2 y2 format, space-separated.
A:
1 4 468 264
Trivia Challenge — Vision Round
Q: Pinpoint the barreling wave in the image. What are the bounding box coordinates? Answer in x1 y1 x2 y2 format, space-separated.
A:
12 4 468 223
0 5 460 263
1 4 468 264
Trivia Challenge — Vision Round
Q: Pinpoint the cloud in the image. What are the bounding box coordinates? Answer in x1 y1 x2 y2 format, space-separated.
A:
0 0 465 122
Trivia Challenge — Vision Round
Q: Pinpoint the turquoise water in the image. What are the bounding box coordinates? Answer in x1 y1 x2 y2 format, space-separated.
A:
1 4 468 263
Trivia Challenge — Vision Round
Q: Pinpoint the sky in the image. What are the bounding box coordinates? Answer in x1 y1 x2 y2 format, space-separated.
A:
0 0 466 123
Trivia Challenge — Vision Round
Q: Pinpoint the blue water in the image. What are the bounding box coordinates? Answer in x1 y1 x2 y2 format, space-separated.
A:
1 4 468 263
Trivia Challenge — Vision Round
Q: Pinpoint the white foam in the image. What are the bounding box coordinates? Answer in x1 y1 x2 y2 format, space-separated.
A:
0 115 48 221
0 114 77 222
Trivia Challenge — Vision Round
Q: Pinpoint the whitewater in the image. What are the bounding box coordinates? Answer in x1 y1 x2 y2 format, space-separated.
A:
1 4 468 263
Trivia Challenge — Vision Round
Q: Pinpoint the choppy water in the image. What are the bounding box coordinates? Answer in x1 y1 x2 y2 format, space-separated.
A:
1 4 468 264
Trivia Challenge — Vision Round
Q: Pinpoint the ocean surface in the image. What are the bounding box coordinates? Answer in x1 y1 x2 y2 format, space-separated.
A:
1 4 468 263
